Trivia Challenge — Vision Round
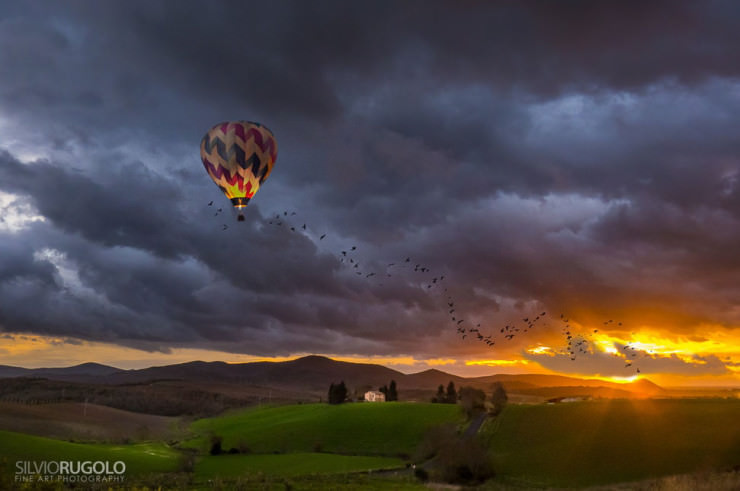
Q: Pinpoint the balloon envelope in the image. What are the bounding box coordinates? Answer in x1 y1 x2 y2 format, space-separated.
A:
200 121 277 218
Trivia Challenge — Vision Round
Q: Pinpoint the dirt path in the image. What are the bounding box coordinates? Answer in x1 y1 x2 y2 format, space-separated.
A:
462 411 488 439
373 411 490 483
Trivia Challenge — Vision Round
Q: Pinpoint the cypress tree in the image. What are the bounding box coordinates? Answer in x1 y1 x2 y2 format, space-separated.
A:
434 384 445 403
388 380 398 401
446 381 457 404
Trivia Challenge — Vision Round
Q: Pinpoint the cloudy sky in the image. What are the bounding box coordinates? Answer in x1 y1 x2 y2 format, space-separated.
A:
1 1 738 386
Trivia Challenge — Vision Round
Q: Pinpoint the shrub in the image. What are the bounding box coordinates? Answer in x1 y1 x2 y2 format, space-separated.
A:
209 435 223 455
414 467 429 482
436 437 495 484
238 440 252 454
413 423 459 462
415 423 495 485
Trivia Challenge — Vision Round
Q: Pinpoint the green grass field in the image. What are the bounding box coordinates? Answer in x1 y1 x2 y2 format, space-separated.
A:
1 399 738 489
196 470 426 491
0 430 180 476
480 398 740 488
195 452 403 478
187 402 463 457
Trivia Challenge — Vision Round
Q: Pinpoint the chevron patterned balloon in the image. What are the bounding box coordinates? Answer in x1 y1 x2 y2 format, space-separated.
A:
200 121 277 220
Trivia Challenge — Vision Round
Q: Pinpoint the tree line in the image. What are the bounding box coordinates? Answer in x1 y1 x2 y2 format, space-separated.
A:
326 379 507 415
432 381 508 416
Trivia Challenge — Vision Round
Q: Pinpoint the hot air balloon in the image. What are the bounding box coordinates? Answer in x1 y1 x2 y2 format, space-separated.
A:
200 121 277 221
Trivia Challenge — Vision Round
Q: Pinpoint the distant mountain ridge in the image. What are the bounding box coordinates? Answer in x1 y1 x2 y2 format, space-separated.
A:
0 362 123 381
0 355 664 397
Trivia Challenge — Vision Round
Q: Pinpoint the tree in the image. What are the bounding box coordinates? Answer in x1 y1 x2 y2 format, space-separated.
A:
436 436 495 484
328 381 348 404
458 386 486 418
209 435 223 456
489 382 508 416
388 380 398 401
445 381 458 404
379 384 388 399
433 384 446 403
414 423 494 484
337 381 348 404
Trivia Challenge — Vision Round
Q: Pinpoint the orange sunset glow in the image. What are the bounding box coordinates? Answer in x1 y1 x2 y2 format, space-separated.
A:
3 323 738 388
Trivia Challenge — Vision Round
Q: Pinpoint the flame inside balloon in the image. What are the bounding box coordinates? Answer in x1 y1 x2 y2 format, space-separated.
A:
200 121 277 220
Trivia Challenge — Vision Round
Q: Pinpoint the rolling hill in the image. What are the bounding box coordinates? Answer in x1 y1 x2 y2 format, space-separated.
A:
0 355 661 392
0 362 123 382
0 355 685 416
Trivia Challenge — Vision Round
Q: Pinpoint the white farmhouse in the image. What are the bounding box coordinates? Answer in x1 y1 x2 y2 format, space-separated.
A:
364 390 386 402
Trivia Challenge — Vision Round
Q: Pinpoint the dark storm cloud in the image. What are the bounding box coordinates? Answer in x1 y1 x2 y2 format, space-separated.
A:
0 152 186 258
0 1 738 363
0 150 450 353
3 1 739 137
0 228 56 286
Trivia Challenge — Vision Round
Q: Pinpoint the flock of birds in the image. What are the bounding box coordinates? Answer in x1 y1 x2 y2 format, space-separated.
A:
210 203 646 375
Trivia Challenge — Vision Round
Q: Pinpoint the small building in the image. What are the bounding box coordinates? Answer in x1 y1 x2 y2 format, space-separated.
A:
364 390 386 402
